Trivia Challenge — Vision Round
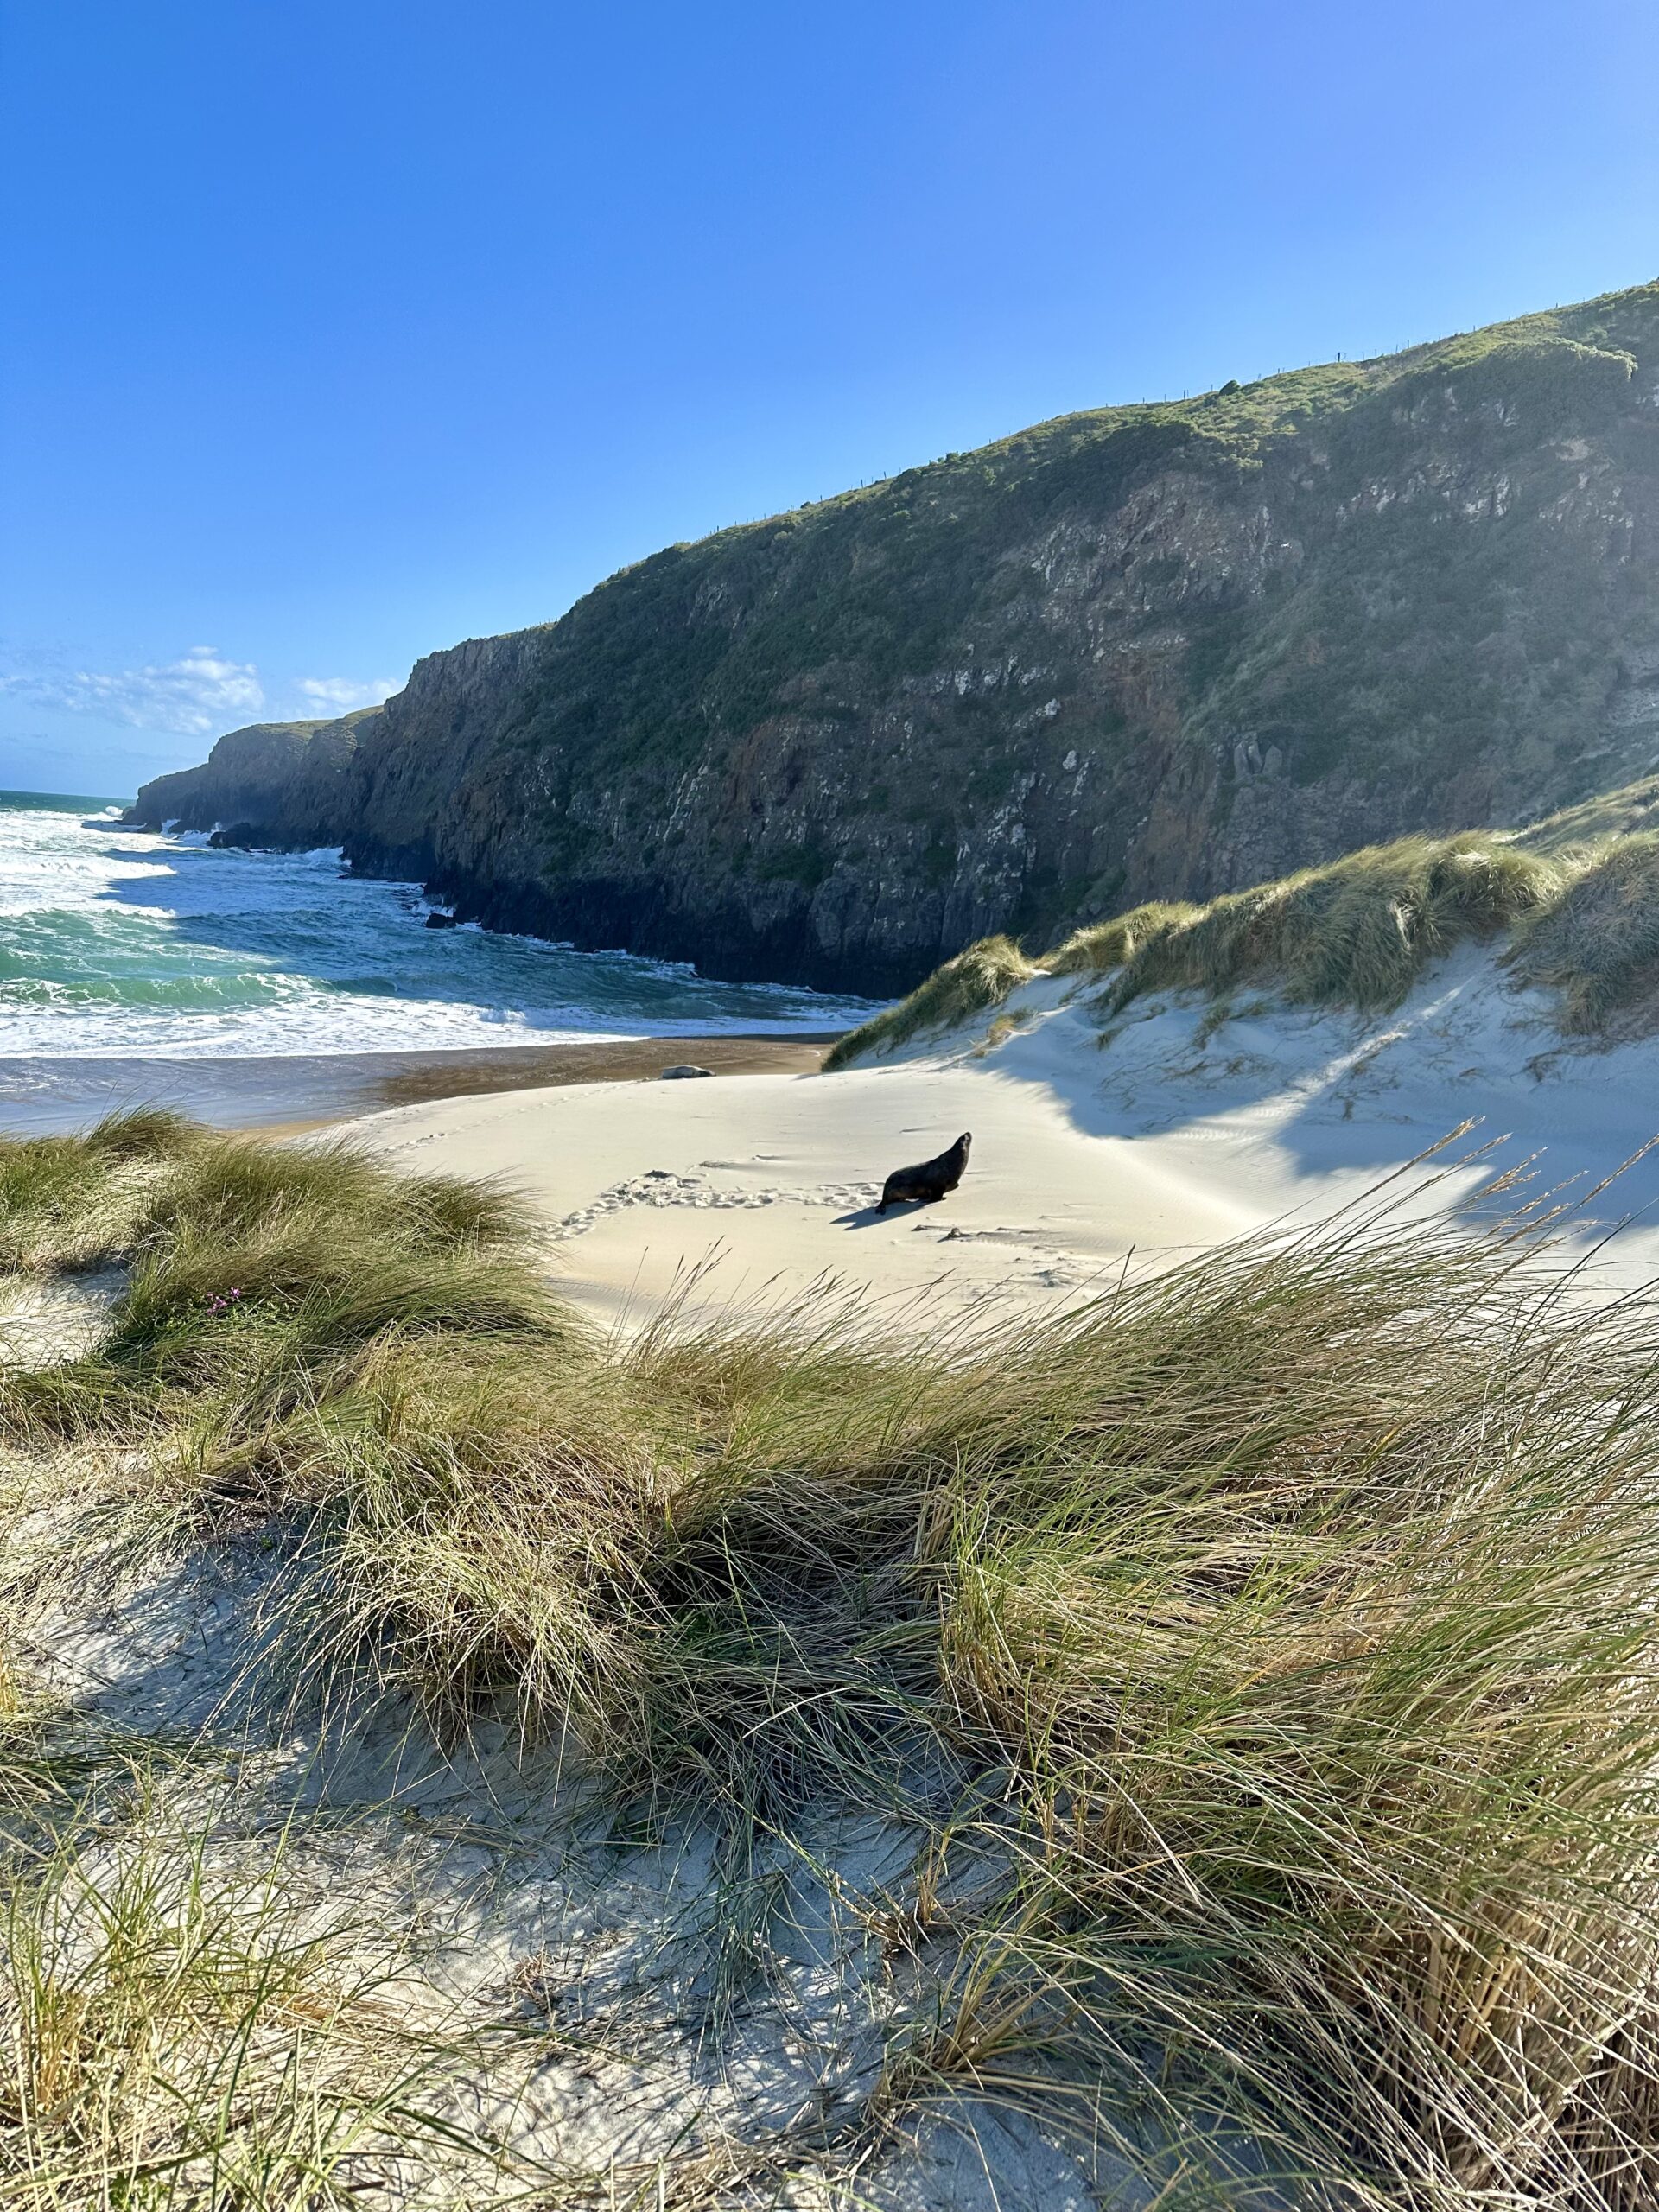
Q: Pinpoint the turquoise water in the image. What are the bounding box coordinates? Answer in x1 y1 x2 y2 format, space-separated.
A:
0 791 877 1058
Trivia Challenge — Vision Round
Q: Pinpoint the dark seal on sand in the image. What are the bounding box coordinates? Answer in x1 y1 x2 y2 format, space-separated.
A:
876 1132 971 1212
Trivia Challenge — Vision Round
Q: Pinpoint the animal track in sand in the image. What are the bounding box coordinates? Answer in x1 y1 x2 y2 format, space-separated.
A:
550 1171 881 1240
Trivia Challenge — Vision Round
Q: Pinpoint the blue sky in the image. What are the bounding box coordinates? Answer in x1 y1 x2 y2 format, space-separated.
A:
2 0 1654 798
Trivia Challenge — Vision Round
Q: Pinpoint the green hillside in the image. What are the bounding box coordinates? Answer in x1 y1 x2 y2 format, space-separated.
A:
136 282 1659 997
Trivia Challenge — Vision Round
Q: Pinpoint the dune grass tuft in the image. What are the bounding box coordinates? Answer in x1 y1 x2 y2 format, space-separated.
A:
0 1797 453 2209
611 1197 1659 2202
0 1119 650 1745
0 1122 560 1435
1045 895 1205 976
822 935 1038 1068
11 1116 1659 2199
1508 831 1659 1033
0 1109 203 1273
1063 832 1561 1015
825 807 1659 1068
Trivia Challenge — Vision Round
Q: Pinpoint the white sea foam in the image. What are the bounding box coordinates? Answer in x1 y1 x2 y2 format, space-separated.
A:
0 796 878 1058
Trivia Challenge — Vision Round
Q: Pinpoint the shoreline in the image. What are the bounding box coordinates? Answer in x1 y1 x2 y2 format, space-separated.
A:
0 1033 840 1138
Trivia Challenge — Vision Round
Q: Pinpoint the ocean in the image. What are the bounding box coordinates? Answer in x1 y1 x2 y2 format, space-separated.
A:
0 791 878 1128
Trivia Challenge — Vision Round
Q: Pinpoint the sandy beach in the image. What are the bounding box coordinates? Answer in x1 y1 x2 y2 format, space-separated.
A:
345 952 1659 1333
16 941 1649 1335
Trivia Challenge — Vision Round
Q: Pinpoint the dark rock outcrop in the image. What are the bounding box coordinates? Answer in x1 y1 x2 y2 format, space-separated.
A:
130 283 1659 994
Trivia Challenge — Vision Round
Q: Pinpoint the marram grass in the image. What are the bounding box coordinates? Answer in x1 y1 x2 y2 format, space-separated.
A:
1051 832 1560 1013
0 1782 477 2211
9 1117 1659 2202
822 933 1038 1068
1508 831 1659 1033
828 817 1659 1064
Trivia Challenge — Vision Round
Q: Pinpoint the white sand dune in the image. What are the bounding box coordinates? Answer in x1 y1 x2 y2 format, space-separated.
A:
348 946 1659 1330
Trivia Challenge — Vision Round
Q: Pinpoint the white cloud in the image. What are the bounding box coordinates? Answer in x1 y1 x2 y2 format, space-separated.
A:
295 676 398 712
0 647 265 736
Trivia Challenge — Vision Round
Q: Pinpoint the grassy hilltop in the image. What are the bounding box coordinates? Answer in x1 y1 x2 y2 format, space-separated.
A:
135 281 1659 995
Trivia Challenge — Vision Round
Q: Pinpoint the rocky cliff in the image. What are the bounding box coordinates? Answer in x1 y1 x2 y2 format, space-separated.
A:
129 706 384 849
130 283 1659 995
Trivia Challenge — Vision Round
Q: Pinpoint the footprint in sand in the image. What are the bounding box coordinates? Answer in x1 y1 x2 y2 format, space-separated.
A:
550 1173 882 1240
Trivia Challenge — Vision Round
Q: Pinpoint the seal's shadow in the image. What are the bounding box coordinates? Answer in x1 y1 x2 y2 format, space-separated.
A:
834 1199 940 1230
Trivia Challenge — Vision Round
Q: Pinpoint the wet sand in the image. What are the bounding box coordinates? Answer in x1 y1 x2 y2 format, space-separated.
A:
0 1034 838 1138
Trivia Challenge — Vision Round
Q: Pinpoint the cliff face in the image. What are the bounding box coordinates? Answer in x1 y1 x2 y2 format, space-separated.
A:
131 283 1659 995
127 708 384 849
